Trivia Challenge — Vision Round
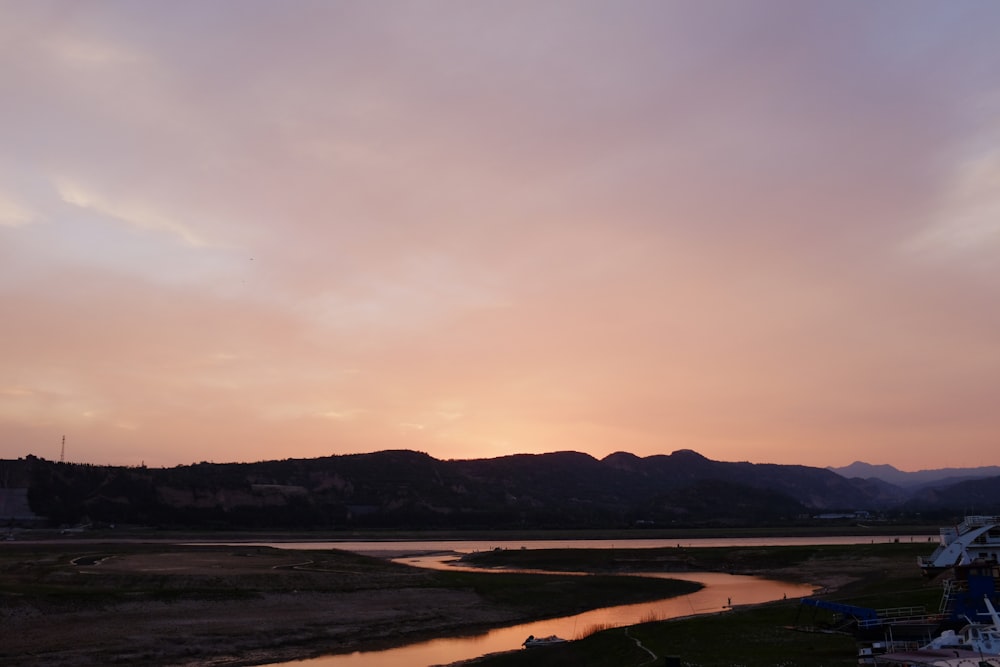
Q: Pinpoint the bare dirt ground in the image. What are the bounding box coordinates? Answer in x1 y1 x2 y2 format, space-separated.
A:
0 545 521 667
4 587 519 667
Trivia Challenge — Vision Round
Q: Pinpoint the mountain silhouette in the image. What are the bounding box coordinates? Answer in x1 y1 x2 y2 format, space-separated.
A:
5 450 999 530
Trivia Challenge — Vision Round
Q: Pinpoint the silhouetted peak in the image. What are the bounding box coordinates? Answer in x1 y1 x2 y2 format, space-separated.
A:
669 449 710 462
602 451 641 469
491 451 598 465
834 461 902 474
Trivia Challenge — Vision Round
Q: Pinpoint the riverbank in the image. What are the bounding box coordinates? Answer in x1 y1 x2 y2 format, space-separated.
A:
459 541 933 594
0 541 698 667
0 538 937 667
456 542 939 667
5 521 939 544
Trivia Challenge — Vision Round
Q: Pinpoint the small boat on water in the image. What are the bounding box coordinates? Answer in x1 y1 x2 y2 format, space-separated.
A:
523 634 567 648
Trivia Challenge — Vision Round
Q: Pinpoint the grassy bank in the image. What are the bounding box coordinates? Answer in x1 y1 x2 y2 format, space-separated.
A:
461 542 940 667
462 600 861 667
461 540 935 582
436 569 702 617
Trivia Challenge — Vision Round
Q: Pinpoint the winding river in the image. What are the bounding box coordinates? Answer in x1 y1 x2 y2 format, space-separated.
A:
254 535 928 666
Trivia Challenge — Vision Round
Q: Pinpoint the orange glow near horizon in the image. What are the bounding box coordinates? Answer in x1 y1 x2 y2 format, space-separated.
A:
2 2 1000 471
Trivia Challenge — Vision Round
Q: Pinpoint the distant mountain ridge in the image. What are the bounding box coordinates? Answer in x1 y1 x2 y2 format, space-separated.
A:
5 450 1000 530
828 461 1000 489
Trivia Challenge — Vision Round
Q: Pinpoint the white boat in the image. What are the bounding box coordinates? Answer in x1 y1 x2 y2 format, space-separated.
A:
922 595 1000 654
876 596 1000 666
856 520 1000 666
919 516 1000 577
523 634 567 648
872 651 1000 666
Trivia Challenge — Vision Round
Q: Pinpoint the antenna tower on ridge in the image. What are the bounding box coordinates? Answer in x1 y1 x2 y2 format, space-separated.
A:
60 435 65 463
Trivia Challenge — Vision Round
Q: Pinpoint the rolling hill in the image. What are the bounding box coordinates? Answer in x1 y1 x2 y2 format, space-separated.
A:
4 450 998 530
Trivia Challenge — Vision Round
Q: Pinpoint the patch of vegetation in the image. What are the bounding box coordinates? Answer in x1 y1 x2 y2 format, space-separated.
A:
462 542 931 579
429 570 701 617
465 542 941 667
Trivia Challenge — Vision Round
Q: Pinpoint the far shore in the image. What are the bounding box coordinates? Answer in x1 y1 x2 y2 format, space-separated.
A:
6 521 940 544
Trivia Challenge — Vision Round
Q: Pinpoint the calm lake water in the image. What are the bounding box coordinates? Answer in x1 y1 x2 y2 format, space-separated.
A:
249 535 926 667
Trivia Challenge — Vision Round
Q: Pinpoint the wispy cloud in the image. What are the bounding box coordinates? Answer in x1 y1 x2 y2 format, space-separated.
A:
56 179 209 247
2 1 1000 469
906 135 1000 269
0 192 35 227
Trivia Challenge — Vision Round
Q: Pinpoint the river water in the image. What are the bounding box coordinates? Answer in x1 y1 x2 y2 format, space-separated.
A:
255 535 928 666
255 533 933 555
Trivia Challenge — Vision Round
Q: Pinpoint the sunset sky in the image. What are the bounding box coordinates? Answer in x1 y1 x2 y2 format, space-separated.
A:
2 1 999 470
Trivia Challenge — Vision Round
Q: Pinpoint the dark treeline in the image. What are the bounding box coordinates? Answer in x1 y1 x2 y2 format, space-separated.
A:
8 450 1000 530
